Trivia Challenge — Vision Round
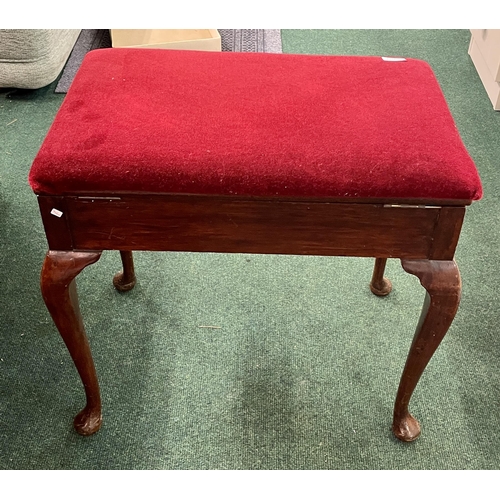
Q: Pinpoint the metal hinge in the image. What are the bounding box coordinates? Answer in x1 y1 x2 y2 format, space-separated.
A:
383 204 441 209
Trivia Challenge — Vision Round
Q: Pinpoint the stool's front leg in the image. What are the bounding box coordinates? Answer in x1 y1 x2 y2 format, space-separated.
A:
394 259 461 442
41 250 103 436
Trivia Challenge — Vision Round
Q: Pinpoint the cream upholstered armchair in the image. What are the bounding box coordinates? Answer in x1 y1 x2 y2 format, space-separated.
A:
0 29 80 89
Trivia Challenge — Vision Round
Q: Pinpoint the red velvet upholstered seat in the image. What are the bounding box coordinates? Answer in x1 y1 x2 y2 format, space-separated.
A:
29 48 482 201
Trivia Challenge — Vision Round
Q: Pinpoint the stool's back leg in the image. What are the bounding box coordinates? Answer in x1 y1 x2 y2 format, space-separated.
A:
370 258 392 296
113 250 137 292
40 250 103 436
394 259 461 442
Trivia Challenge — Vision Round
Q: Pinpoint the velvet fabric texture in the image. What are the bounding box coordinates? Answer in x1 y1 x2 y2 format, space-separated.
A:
29 48 482 201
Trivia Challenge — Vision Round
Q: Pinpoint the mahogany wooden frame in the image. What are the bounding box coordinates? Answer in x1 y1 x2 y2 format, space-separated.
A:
37 191 468 442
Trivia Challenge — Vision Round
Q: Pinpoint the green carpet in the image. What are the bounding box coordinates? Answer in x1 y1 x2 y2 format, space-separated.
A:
1 29 500 470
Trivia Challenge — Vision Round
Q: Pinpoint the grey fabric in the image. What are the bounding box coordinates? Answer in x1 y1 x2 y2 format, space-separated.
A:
219 29 282 53
0 29 81 89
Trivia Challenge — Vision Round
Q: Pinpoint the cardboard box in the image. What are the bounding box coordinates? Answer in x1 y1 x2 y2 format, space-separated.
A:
110 29 221 51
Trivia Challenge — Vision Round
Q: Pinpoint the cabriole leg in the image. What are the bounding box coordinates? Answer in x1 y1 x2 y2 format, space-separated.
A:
113 251 136 292
393 259 461 442
370 257 392 296
40 250 103 436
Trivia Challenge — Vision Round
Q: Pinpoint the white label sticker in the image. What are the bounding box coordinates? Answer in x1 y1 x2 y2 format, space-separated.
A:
50 208 63 218
382 57 407 62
